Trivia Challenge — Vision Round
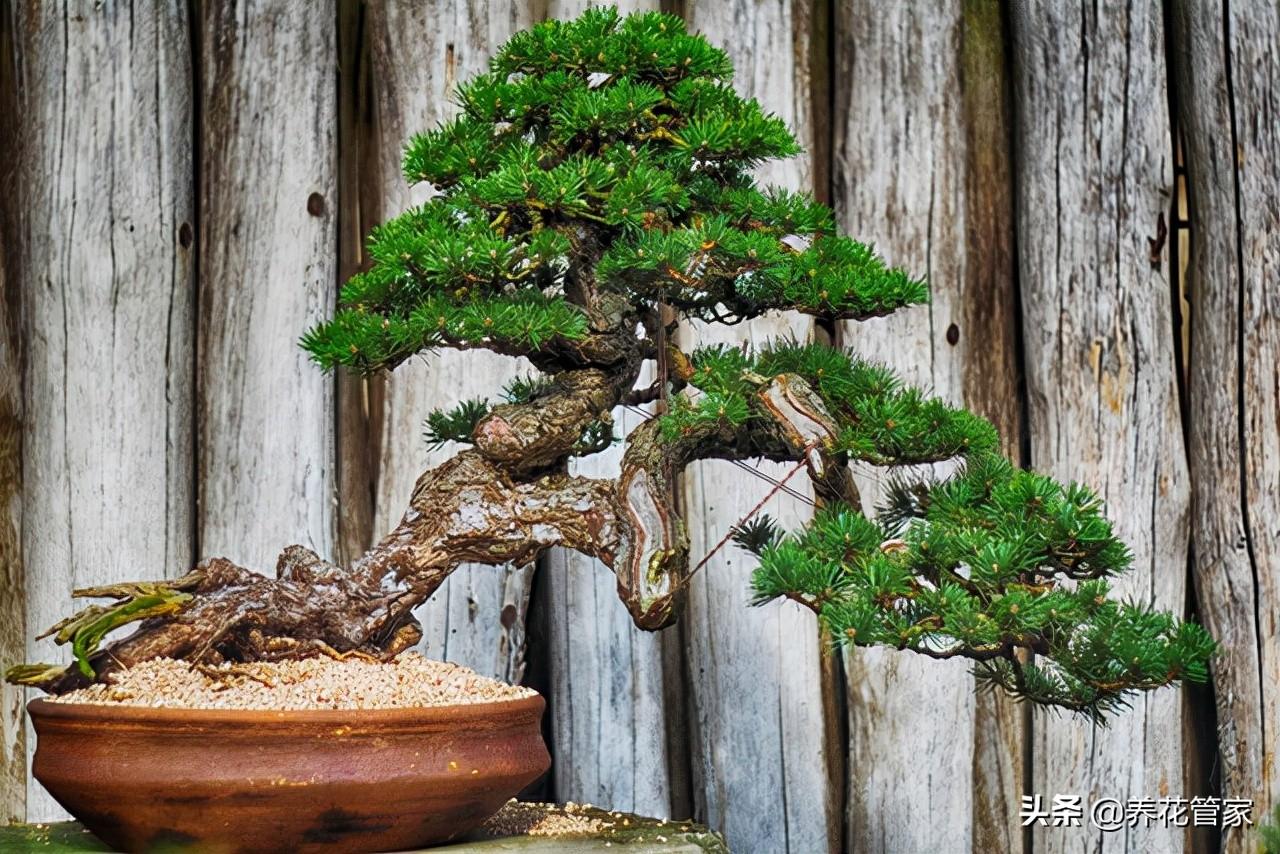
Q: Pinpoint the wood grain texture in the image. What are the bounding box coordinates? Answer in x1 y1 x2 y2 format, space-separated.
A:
0 3 24 822
956 7 1026 851
1010 3 1190 852
679 3 839 852
535 0 680 819
833 2 1020 850
198 0 337 570
363 1 538 682
1172 3 1279 852
11 2 195 821
0 201 23 827
334 0 377 568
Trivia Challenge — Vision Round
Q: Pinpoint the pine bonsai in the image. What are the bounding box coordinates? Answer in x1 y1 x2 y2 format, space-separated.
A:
8 8 1213 720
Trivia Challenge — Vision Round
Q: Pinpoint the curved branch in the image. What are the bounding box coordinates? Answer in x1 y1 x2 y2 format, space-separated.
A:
473 368 628 473
610 371 855 628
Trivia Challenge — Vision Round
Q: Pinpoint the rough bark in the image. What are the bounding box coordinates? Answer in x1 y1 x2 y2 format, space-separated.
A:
1172 3 1280 852
8 1 195 822
1011 3 1190 853
34 360 849 702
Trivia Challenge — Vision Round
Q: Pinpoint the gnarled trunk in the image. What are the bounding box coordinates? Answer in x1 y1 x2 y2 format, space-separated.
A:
27 364 849 695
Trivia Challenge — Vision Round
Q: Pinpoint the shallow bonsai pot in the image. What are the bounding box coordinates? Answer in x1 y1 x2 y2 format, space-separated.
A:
27 694 549 853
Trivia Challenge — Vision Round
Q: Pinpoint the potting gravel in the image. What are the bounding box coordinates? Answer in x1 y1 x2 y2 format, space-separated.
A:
47 652 535 710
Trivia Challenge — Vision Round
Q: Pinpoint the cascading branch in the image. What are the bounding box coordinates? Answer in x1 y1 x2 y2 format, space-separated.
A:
8 8 1212 719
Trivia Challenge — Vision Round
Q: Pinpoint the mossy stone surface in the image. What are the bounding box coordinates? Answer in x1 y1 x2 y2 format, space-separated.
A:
0 804 728 853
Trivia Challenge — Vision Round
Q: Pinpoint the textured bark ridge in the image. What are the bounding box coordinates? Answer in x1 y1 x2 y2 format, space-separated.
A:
19 322 846 694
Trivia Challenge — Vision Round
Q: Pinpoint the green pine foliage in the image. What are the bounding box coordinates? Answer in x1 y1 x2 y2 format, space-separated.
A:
747 450 1214 720
648 334 1211 716
424 398 491 450
661 341 997 464
300 7 926 372
296 7 1213 718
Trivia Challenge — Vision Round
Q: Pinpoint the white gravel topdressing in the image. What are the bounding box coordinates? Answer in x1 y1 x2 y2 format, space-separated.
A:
48 652 536 710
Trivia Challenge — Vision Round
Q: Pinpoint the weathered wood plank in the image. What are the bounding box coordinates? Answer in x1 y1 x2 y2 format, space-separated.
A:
1172 3 1280 852
1010 4 1190 852
334 0 377 568
833 2 1020 850
0 193 23 828
11 2 195 820
0 3 25 823
363 1 538 682
679 3 839 852
535 0 680 819
956 8 1026 852
198 1 337 571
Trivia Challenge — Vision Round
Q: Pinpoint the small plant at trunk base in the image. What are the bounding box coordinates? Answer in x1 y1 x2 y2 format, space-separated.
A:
7 8 1213 721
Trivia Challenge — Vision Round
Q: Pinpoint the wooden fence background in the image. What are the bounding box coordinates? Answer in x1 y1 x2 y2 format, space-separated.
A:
0 2 1276 853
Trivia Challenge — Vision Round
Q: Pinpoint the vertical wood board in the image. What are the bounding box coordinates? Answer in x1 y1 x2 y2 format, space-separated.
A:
13 2 195 821
0 3 24 821
1010 3 1190 852
1172 2 1280 852
679 2 838 851
832 2 1010 850
363 1 538 682
198 0 338 570
954 6 1026 852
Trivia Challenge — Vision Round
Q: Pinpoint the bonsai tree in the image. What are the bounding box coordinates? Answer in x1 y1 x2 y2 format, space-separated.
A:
8 8 1213 720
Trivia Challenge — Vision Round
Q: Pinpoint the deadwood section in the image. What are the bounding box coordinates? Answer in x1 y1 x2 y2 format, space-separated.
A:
0 3 23 822
679 2 839 852
363 2 538 682
199 1 337 570
538 0 681 818
9 4 195 821
1011 4 1190 853
833 2 1021 850
1172 3 1280 852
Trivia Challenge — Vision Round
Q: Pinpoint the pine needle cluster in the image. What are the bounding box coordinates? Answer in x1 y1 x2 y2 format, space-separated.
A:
663 341 998 464
743 453 1214 720
300 8 925 371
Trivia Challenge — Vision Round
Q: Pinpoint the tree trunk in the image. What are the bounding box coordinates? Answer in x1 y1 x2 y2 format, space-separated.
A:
8 1 195 821
537 0 684 819
1172 3 1280 852
1011 3 1190 852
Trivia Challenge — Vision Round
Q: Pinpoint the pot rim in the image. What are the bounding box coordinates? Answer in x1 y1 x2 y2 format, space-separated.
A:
27 691 545 728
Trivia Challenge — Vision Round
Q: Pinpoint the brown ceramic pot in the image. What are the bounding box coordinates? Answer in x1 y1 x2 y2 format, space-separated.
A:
27 694 549 853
